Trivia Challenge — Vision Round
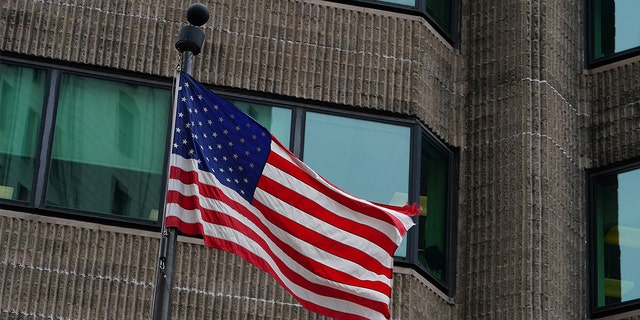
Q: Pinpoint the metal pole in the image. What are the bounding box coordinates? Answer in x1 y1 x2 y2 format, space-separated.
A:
151 4 208 320
151 49 193 320
152 228 178 320
181 51 194 75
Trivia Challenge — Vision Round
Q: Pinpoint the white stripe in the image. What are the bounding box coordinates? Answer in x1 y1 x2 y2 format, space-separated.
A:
169 156 393 284
255 169 392 266
268 141 415 237
166 173 392 287
260 160 402 245
166 201 388 320
167 156 392 318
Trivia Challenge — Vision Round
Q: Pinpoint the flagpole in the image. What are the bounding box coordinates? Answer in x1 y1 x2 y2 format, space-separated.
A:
151 4 209 320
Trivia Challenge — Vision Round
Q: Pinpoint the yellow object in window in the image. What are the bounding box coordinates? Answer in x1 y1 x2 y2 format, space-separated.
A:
604 226 640 248
605 278 635 298
0 185 14 199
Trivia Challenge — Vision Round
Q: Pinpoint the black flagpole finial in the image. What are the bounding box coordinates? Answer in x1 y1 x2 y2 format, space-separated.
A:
187 3 209 27
175 3 210 55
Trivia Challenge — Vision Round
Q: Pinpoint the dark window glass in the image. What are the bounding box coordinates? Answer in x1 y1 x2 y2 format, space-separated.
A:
418 134 449 283
0 63 46 202
591 0 640 59
45 74 170 220
426 0 453 35
593 167 640 308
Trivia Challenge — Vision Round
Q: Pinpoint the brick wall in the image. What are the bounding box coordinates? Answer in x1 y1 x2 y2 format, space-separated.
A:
3 0 640 318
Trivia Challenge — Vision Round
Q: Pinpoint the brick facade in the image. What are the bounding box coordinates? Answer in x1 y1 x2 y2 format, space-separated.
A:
1 0 640 318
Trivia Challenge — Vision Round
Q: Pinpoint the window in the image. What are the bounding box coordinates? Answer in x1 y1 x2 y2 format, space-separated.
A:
46 74 170 220
588 0 640 66
232 100 292 148
302 112 411 206
375 0 414 6
330 0 458 42
417 134 451 284
0 64 46 202
425 0 454 37
1 58 456 294
590 162 640 316
0 60 171 224
302 111 456 292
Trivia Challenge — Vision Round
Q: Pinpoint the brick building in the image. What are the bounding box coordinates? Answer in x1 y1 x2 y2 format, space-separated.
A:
1 0 639 319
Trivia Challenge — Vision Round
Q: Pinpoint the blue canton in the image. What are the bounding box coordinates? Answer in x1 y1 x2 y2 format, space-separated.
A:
172 72 271 202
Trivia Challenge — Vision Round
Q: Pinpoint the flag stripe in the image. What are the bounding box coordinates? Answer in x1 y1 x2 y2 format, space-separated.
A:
267 140 414 238
255 176 391 273
165 191 391 304
252 183 392 268
258 149 404 257
170 167 391 276
164 216 380 320
258 154 402 257
164 200 391 316
165 178 393 318
168 162 393 291
165 72 420 320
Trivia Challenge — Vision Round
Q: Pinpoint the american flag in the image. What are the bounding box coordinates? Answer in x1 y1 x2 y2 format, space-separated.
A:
165 72 418 320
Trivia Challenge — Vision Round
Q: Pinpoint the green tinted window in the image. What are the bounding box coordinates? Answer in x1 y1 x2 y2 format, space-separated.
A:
418 135 449 283
46 74 170 220
593 168 640 307
592 0 640 59
0 64 46 202
426 0 453 35
378 0 453 36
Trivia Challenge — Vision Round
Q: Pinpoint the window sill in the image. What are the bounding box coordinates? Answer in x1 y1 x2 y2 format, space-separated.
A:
393 265 454 304
593 306 640 320
585 52 640 74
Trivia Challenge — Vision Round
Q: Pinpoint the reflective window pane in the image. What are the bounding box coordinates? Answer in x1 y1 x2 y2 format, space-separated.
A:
592 0 640 58
594 168 640 307
0 64 46 202
303 112 411 256
232 100 292 149
418 135 449 282
303 112 410 204
46 74 170 220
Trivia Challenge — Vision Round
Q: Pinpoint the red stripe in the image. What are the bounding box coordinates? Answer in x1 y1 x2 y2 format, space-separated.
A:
256 175 394 269
267 148 416 233
165 216 375 320
167 167 392 310
264 151 410 253
165 190 390 316
166 170 391 293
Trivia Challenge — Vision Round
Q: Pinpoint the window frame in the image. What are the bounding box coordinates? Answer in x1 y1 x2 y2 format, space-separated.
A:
0 56 173 228
0 61 50 206
588 158 640 317
585 0 640 68
327 0 460 45
1 56 458 295
399 121 458 295
288 104 458 295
